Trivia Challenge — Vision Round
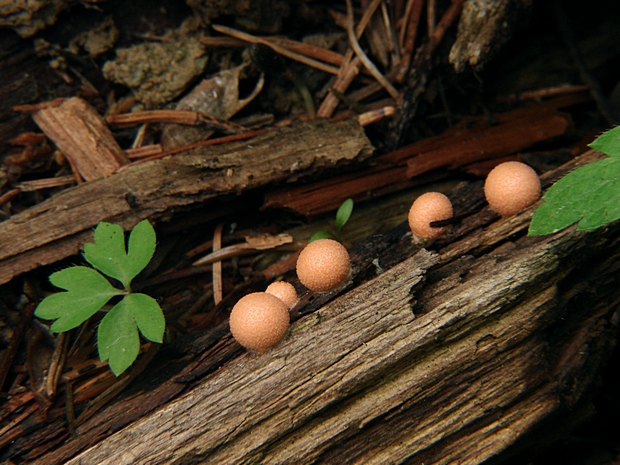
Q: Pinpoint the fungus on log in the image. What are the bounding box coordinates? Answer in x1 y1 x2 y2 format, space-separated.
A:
50 151 619 465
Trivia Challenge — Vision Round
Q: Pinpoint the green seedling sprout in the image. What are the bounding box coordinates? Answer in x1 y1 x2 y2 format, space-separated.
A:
35 220 165 376
309 198 354 243
529 126 620 235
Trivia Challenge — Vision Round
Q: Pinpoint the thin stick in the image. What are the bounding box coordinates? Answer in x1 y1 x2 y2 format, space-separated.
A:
213 223 224 305
417 0 464 66
317 0 384 118
212 25 340 75
381 1 401 66
317 56 362 118
0 188 20 208
107 110 200 127
264 37 347 67
357 106 396 126
398 0 417 50
16 175 77 191
427 0 436 38
396 0 425 82
126 144 163 160
346 0 399 100
45 332 68 398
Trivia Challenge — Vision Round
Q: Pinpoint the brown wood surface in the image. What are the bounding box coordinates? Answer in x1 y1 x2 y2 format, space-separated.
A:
47 150 618 465
0 118 373 285
32 97 130 181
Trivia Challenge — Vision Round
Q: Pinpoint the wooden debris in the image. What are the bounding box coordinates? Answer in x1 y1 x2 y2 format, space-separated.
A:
212 223 224 305
30 97 129 181
212 25 340 75
345 0 399 100
44 151 620 465
0 119 373 286
264 95 580 217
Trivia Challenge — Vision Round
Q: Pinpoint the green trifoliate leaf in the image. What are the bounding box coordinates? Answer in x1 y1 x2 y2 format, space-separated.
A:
124 293 165 343
98 298 141 376
529 157 620 235
84 220 156 289
35 267 123 332
588 126 620 157
335 198 354 233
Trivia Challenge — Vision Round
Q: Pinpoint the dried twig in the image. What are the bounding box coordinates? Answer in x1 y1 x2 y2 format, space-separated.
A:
427 0 436 38
345 0 399 100
125 144 163 160
212 25 340 75
212 223 224 305
317 0 384 118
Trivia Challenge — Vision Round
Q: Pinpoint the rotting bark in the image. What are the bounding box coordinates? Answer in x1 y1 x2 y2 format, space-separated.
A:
38 150 618 465
0 118 373 285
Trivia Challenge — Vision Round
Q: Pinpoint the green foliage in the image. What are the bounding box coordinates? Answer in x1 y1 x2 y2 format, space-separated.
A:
335 198 354 234
310 198 354 243
529 127 620 236
35 220 164 376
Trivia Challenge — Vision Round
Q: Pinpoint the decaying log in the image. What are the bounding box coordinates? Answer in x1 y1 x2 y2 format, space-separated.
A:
56 150 619 465
0 118 373 285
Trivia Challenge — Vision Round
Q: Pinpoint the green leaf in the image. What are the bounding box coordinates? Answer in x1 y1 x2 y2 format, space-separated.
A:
35 267 123 332
98 298 141 376
124 293 165 343
84 222 130 286
84 220 156 289
309 231 335 242
125 220 157 286
529 157 620 235
335 198 354 233
588 126 620 157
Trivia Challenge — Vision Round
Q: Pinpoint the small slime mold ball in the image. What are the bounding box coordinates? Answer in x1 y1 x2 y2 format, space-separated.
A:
229 292 290 353
484 161 541 217
408 192 453 241
296 238 350 292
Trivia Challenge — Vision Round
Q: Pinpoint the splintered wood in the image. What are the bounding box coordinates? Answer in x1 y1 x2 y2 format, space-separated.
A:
0 119 373 285
32 97 129 181
58 151 620 465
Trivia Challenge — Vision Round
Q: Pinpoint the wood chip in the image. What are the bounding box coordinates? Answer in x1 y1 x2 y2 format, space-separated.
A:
32 98 129 181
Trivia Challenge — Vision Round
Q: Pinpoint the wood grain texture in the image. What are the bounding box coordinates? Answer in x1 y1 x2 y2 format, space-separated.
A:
63 214 620 464
0 118 373 285
32 97 130 181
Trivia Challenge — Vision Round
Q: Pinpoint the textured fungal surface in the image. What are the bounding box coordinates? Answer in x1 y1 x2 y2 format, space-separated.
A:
296 239 350 292
408 192 453 241
484 161 541 216
229 292 290 353
266 281 298 309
